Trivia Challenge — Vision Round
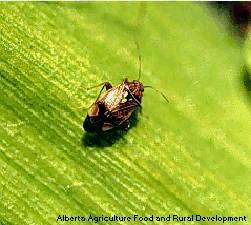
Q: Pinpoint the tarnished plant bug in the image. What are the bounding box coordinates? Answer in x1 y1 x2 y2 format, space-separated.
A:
83 43 168 133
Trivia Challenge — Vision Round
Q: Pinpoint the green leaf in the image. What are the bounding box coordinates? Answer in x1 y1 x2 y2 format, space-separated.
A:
0 2 250 225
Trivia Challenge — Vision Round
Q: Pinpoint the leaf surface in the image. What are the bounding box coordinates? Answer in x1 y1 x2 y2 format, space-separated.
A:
0 3 250 225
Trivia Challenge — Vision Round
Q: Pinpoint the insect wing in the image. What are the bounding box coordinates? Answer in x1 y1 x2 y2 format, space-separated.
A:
100 84 125 112
110 99 139 126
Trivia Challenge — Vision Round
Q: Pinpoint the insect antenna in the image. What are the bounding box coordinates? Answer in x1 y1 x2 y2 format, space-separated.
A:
144 85 169 103
135 40 142 81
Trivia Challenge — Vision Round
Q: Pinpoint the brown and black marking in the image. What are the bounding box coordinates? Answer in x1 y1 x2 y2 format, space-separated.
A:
83 79 144 133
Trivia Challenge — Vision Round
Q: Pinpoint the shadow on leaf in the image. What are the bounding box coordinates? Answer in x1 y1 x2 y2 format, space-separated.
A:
242 65 251 103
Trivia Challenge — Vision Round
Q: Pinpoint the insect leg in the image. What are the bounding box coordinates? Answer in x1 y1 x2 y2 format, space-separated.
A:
95 85 106 103
88 82 113 103
88 82 112 90
104 82 113 90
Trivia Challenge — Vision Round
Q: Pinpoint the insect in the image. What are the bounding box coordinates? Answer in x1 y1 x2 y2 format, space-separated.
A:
83 44 168 133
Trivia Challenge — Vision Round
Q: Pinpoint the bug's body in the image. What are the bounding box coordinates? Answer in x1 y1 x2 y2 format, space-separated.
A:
83 79 144 133
83 42 168 133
